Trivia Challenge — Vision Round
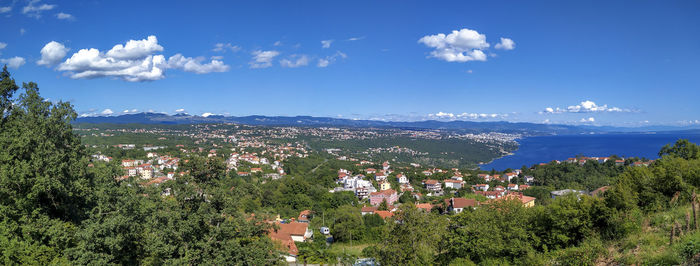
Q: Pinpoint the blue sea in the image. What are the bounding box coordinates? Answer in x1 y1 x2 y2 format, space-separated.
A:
480 133 700 171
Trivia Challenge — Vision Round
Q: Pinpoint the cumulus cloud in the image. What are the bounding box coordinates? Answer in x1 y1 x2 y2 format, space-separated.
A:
105 35 163 60
249 50 280 69
321 40 333 48
428 111 508 120
56 12 74 20
37 41 69 66
201 112 216 117
167 54 229 74
123 109 138 113
542 100 633 114
0 42 6 53
418 28 492 62
54 35 229 82
175 108 185 112
494 37 515 50
212 43 241 52
0 56 26 68
280 54 309 68
317 51 347 67
580 117 595 123
101 108 114 115
22 0 56 18
0 6 10 13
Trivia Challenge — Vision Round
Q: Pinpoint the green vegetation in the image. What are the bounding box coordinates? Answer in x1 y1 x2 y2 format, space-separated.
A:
0 67 281 264
3 67 700 264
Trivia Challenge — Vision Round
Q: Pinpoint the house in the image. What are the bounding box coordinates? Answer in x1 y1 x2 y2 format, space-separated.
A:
400 183 414 192
422 170 433 176
361 206 378 215
298 210 311 223
615 160 625 166
268 228 299 263
422 179 442 192
277 222 313 242
444 197 478 213
382 161 390 171
519 184 531 190
365 168 377 174
472 184 489 192
416 203 433 212
374 210 394 220
369 189 398 206
507 183 519 191
378 180 392 191
355 186 376 200
504 173 518 182
443 179 465 189
475 190 504 199
501 192 536 207
396 174 409 184
375 171 388 181
551 189 586 199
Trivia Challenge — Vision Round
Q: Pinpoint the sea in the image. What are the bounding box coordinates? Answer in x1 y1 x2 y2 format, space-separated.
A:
479 133 700 171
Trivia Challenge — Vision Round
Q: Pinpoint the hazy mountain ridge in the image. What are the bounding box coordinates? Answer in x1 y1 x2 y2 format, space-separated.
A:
74 113 700 135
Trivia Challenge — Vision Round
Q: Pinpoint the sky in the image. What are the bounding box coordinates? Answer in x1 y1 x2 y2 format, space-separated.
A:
1 0 699 127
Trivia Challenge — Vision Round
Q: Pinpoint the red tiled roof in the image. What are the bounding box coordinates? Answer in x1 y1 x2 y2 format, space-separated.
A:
374 210 394 219
445 198 477 209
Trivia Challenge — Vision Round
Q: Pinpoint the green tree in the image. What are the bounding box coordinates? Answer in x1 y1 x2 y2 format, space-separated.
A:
372 204 447 265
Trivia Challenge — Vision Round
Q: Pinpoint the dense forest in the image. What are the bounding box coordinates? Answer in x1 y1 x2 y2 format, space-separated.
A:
3 67 700 264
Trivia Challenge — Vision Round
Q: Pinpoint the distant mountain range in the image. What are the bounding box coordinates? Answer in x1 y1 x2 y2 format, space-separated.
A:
73 113 700 136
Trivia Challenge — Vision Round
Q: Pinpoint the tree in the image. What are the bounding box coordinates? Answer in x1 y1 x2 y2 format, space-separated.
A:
378 198 389 211
659 139 700 160
331 205 363 242
372 204 447 265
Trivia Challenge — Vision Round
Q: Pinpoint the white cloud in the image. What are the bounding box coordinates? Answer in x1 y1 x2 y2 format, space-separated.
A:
20 28 26 35
418 28 490 62
122 109 138 113
201 112 215 117
280 55 309 68
466 69 473 74
167 54 230 74
321 40 333 48
494 37 515 50
56 12 74 20
101 108 113 115
37 41 69 66
0 6 10 13
347 36 365 41
210 55 223 60
22 0 56 18
0 42 6 54
273 41 282 46
175 108 185 112
249 50 280 69
580 117 595 123
212 43 241 53
0 56 26 68
428 111 508 120
542 100 633 114
105 35 163 60
55 35 229 82
317 51 346 68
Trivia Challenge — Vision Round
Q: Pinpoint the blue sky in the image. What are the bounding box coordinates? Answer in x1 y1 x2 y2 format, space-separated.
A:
1 0 699 126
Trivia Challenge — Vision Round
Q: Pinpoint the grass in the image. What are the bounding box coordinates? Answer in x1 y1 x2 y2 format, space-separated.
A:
327 242 372 257
600 204 700 265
